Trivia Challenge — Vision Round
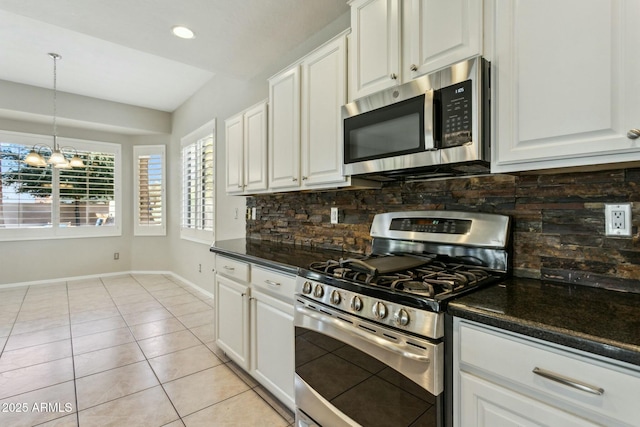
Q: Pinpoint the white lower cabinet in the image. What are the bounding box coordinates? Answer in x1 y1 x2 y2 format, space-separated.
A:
251 288 295 410
453 319 640 427
214 273 250 370
214 259 295 411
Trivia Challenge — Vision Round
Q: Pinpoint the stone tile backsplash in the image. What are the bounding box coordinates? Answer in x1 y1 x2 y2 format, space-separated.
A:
246 168 640 292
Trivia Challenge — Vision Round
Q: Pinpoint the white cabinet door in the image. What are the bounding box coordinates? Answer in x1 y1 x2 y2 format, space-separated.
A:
225 114 244 194
459 372 600 427
243 101 268 193
491 0 640 173
405 0 482 79
250 289 295 411
349 0 401 99
301 34 348 188
215 274 250 370
269 66 301 190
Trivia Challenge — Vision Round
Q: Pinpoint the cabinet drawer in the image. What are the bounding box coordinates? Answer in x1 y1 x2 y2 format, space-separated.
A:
215 255 250 283
459 322 640 425
251 266 295 304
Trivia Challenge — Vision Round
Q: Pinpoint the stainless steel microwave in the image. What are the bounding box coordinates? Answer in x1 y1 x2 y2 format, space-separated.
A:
342 56 490 180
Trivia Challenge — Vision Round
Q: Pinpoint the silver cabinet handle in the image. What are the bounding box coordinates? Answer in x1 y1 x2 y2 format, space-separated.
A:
390 73 398 80
533 367 604 395
410 64 418 72
223 265 235 271
627 129 640 139
264 279 281 287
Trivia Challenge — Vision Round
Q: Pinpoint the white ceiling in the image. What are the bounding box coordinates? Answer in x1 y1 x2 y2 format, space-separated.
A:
0 0 349 112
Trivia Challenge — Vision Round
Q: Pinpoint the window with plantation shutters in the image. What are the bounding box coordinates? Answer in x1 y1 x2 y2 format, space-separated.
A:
134 145 165 236
0 130 121 241
181 119 216 244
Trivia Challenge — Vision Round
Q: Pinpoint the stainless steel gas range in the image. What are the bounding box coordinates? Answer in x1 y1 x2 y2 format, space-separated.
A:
293 210 511 427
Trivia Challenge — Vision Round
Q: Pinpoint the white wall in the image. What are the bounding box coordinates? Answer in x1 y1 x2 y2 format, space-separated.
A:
0 90 171 286
0 11 349 288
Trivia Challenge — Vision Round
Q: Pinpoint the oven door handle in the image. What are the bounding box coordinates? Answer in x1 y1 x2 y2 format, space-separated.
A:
295 304 432 363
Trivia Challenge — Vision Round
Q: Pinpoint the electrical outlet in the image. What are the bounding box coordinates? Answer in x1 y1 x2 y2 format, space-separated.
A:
605 203 632 237
251 207 257 220
113 252 119 260
330 207 339 224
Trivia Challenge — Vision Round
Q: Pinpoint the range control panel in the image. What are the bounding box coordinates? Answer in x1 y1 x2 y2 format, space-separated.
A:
389 217 472 235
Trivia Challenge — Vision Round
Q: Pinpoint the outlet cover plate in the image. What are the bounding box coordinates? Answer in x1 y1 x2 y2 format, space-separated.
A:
330 207 339 224
605 203 632 237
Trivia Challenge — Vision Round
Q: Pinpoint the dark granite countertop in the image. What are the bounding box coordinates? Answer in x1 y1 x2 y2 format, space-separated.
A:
448 278 640 367
211 239 640 367
210 238 348 276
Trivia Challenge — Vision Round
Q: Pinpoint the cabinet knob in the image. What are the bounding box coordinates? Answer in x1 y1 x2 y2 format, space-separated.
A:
410 64 418 72
627 129 640 139
292 177 298 182
302 176 308 180
389 73 398 80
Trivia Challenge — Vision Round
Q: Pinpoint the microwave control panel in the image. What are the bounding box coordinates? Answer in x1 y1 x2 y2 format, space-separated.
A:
439 79 472 148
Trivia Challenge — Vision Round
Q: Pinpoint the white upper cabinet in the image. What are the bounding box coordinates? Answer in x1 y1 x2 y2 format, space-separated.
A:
225 100 268 195
268 32 355 192
243 102 268 193
491 0 640 173
268 66 301 191
349 0 482 100
301 35 348 188
349 0 401 99
225 114 244 194
404 0 482 79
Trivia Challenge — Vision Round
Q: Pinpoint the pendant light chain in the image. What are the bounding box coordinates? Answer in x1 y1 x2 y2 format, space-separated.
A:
50 53 60 150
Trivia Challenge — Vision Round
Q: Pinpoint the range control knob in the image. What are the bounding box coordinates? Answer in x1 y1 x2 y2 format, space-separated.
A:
313 284 324 298
302 281 313 295
330 290 341 305
350 296 363 312
394 309 410 326
372 301 387 319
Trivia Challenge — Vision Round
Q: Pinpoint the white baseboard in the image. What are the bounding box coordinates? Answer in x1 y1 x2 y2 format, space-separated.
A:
0 270 214 300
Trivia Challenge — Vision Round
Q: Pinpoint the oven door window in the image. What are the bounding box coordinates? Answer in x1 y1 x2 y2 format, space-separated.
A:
344 95 426 164
295 327 439 427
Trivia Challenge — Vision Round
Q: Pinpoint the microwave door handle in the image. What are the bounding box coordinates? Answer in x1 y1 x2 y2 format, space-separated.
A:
424 89 436 150
432 88 442 149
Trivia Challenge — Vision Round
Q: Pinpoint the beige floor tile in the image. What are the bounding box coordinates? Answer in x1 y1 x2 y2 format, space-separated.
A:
78 386 179 427
163 365 250 417
4 325 70 351
74 342 145 378
150 287 189 299
106 284 148 298
0 339 72 373
205 341 231 363
177 310 215 329
122 307 174 327
0 357 74 400
67 277 103 289
157 293 201 308
76 361 159 410
137 330 200 359
129 317 186 341
139 281 180 293
70 315 127 338
68 298 116 314
11 314 70 335
182 389 288 427
72 327 135 355
166 300 211 317
149 344 223 383
162 420 186 427
189 323 215 343
254 385 295 424
0 323 14 338
0 381 76 427
69 306 120 324
111 292 156 306
16 306 69 323
133 274 173 285
36 413 78 427
116 299 164 315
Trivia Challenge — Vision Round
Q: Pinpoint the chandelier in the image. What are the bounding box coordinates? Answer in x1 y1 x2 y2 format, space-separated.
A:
23 53 84 169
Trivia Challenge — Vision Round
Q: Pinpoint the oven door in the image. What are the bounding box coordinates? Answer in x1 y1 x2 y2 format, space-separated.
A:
294 297 444 427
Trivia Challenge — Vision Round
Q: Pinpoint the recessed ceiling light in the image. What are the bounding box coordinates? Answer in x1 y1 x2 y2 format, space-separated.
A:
172 26 195 39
